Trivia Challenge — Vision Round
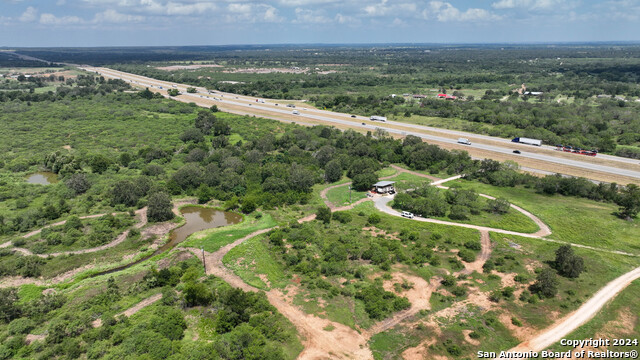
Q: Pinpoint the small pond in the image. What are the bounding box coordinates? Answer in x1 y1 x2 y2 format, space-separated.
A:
96 206 242 276
25 172 58 185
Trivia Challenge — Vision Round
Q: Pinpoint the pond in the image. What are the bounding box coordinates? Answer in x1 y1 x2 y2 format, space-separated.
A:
25 172 58 185
96 206 242 276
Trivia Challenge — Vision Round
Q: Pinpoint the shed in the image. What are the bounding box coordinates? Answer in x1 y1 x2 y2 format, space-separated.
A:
373 181 396 194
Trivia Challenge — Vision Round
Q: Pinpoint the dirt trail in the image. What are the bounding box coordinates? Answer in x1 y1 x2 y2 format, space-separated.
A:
188 239 373 359
459 230 492 275
509 265 640 352
92 293 163 328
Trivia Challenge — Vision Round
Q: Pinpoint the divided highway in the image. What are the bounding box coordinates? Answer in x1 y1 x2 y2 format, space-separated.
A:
83 66 640 184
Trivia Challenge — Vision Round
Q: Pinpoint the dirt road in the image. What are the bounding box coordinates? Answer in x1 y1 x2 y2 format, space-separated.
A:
509 265 640 352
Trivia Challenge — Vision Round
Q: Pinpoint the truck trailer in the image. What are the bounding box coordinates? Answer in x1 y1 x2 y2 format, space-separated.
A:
457 138 471 145
370 116 387 122
512 137 542 146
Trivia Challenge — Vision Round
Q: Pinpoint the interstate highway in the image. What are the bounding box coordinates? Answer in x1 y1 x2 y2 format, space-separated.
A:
83 66 640 185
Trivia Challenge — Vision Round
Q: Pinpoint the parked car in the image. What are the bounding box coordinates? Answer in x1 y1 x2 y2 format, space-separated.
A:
401 211 414 219
513 150 521 154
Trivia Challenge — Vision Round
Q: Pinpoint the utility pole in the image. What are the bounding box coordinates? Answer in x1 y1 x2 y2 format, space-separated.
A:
201 247 206 274
349 185 352 203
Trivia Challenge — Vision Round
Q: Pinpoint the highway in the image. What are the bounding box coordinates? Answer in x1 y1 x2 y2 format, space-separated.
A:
83 66 640 184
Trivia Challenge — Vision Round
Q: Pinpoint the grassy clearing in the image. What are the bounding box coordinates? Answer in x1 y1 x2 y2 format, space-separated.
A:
427 197 540 233
180 212 276 253
223 234 287 290
387 172 432 192
487 232 640 330
325 185 367 207
548 280 640 352
446 179 640 253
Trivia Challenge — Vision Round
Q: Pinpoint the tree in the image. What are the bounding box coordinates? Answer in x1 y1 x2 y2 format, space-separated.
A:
617 184 640 219
112 180 139 206
139 87 154 99
186 87 197 93
167 88 180 96
554 245 584 278
65 173 91 195
289 163 317 192
171 163 203 190
316 206 332 224
352 172 378 191
324 160 342 183
530 268 558 298
486 197 510 214
195 110 217 135
147 192 174 222
210 105 219 112
0 288 20 323
180 128 205 143
89 154 112 174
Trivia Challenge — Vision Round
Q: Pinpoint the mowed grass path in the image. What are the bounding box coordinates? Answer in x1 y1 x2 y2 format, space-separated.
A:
446 180 640 254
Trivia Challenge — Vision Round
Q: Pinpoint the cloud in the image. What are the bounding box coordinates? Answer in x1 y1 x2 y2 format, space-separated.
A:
293 8 332 23
363 0 417 17
57 0 67 5
225 3 284 23
278 0 339 6
39 13 85 25
335 13 360 25
19 6 38 22
93 9 145 23
491 0 573 11
426 1 501 22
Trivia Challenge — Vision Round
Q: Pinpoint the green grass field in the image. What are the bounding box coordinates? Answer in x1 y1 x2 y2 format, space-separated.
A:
223 233 287 290
445 179 640 254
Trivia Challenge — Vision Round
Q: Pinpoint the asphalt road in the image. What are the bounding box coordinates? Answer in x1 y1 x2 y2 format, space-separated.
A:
84 66 640 183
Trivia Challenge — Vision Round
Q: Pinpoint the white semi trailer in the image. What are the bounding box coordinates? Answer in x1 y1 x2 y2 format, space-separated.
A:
512 137 542 146
370 116 387 122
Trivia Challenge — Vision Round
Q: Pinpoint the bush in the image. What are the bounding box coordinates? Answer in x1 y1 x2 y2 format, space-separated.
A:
8 318 35 335
147 192 174 222
367 213 381 225
316 206 332 224
530 267 559 298
332 211 352 224
457 249 476 263
65 173 91 195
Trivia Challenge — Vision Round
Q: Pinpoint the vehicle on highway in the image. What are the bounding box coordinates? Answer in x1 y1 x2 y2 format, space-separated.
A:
292 110 300 115
351 115 356 118
286 104 296 108
512 137 542 146
457 138 471 145
370 115 387 122
513 150 521 154
401 211 414 219
362 122 366 125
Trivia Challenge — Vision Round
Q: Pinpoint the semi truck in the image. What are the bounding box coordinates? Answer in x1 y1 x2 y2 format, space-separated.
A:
512 137 542 146
370 116 387 122
457 138 471 145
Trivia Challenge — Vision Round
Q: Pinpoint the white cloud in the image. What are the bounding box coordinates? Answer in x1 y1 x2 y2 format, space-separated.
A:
56 0 67 5
492 0 573 11
225 3 284 23
39 13 85 25
426 1 501 22
335 13 360 25
93 9 145 23
363 0 417 17
19 6 38 22
293 8 331 23
278 0 339 6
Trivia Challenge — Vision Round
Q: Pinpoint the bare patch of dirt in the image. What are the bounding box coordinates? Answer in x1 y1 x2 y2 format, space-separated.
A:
156 64 222 71
463 329 481 346
499 312 533 341
25 334 46 344
223 67 308 74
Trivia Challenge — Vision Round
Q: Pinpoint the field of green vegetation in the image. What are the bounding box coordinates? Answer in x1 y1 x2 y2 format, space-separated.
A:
1 47 639 360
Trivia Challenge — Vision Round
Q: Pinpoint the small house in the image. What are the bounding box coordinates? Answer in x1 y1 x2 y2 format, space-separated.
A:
373 181 396 194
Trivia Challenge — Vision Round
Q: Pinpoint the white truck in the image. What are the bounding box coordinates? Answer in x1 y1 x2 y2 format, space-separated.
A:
512 137 542 146
370 116 387 122
457 138 471 145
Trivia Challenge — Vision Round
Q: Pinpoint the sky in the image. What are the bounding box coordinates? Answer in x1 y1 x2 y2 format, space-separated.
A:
1 0 640 46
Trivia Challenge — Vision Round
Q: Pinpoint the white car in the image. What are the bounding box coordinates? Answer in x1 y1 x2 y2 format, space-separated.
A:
401 211 414 219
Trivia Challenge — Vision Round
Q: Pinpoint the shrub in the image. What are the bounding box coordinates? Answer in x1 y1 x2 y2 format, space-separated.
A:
367 213 381 225
457 249 476 263
316 206 332 224
332 211 352 224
